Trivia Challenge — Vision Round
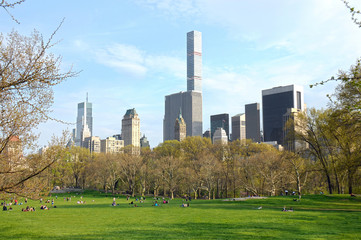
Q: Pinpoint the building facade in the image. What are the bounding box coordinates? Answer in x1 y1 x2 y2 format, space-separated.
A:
174 110 187 142
231 113 246 141
210 114 229 141
283 108 308 152
140 135 150 148
83 136 101 153
163 31 203 141
187 31 202 92
245 103 261 142
262 85 304 146
121 108 140 148
100 137 124 153
213 127 228 145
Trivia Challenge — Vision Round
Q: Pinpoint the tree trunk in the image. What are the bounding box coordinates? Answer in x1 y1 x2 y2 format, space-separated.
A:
348 169 354 194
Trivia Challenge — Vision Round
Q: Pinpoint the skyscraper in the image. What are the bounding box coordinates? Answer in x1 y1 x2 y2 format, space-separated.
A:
75 94 93 147
245 103 261 142
262 85 304 146
121 108 140 148
187 31 202 92
210 114 229 141
231 113 246 141
163 31 203 141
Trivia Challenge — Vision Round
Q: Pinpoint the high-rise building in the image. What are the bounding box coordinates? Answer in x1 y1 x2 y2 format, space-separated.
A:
121 108 140 148
100 137 124 153
210 114 229 141
213 127 228 145
174 110 187 142
262 85 304 146
245 103 261 142
75 94 93 147
231 113 246 141
163 31 203 141
187 31 202 92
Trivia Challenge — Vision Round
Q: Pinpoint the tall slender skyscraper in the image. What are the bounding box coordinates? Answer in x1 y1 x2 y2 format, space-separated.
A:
262 85 304 146
163 31 203 141
187 31 202 92
75 94 93 147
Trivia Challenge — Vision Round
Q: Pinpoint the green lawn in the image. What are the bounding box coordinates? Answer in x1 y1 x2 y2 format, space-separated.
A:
1 192 361 239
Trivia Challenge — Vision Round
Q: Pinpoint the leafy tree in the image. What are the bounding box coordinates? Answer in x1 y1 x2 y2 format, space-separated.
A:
67 146 91 188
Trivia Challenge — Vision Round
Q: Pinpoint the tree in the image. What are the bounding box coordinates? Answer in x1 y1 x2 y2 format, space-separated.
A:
0 132 68 198
67 146 91 188
181 136 212 199
0 27 77 196
282 151 309 199
119 147 143 197
0 0 26 24
342 0 361 28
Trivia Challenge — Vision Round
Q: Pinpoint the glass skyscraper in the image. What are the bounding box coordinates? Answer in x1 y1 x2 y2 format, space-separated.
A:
75 95 93 146
262 85 304 146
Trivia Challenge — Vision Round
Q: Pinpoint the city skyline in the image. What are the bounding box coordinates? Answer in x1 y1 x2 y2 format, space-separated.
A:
2 1 361 148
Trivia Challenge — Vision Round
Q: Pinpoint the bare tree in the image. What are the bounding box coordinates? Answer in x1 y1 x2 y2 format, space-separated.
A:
0 0 26 24
0 27 77 196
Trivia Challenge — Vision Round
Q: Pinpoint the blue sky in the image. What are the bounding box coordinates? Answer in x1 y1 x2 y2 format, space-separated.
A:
2 0 361 148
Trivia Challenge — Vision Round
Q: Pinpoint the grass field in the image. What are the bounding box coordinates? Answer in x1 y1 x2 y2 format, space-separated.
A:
1 192 361 239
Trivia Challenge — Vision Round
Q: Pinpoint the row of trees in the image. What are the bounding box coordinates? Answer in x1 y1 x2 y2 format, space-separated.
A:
43 139 313 199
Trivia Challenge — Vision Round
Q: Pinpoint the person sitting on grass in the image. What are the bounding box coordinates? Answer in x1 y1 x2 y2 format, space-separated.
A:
3 205 7 211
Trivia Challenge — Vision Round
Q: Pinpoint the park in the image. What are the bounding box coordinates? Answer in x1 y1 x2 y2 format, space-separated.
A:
1 191 361 239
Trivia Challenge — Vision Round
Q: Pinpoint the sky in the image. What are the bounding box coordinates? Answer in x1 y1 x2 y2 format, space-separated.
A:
2 0 361 149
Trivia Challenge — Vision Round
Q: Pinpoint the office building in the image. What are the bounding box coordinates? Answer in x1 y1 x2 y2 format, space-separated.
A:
174 110 187 142
232 113 246 141
210 114 229 141
213 127 228 145
121 108 140 148
100 137 124 154
262 85 304 146
245 103 261 142
75 94 93 147
163 31 203 141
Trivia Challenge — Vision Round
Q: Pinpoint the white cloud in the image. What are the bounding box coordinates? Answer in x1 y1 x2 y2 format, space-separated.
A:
95 44 148 77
